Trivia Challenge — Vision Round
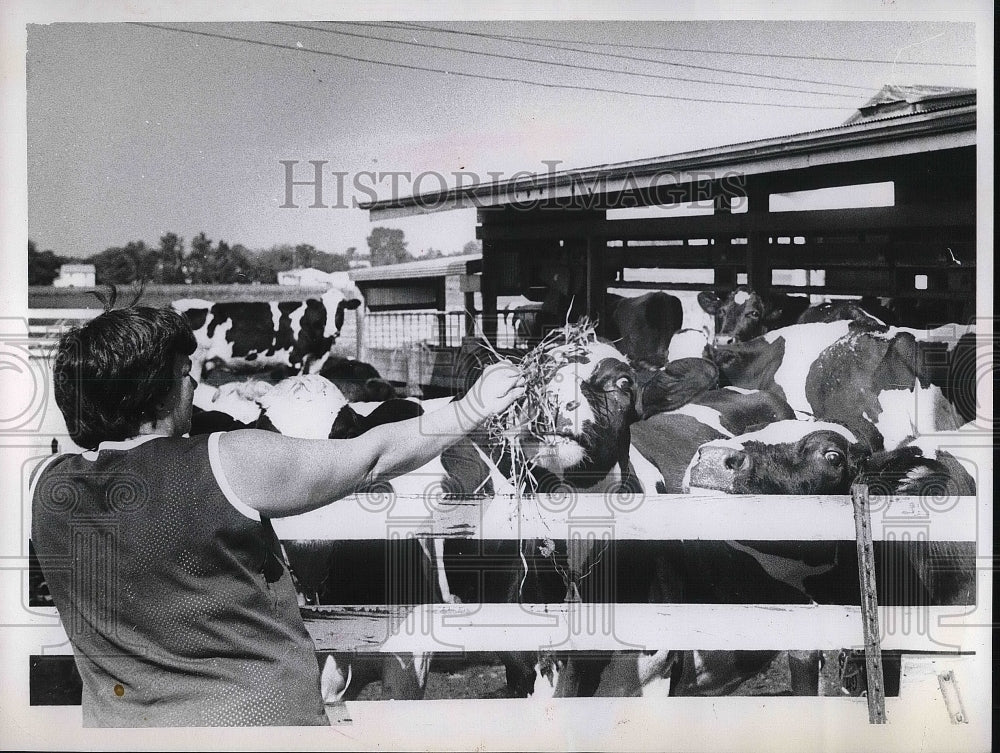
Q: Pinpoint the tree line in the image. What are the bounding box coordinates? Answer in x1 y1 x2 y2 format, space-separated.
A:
28 230 481 286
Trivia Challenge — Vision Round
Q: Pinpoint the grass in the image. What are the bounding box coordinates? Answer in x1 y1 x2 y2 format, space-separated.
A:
28 283 331 309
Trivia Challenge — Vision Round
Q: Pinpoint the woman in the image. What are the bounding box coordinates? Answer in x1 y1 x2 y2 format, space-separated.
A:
30 293 522 727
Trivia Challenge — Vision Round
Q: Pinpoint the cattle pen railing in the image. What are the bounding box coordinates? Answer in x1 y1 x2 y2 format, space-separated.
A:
356 309 523 393
26 309 100 357
22 486 985 743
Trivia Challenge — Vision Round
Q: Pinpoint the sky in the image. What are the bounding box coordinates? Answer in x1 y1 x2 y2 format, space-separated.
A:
20 15 982 260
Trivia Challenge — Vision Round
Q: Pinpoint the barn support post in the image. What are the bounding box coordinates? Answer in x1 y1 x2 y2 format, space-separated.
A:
585 235 606 327
744 179 772 293
746 231 771 292
713 190 737 290
463 291 476 339
480 239 499 346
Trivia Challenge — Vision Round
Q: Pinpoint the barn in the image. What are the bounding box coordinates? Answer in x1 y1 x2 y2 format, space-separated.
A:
360 84 976 343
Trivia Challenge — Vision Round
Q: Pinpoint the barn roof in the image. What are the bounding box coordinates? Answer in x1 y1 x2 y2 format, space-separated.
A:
842 84 976 125
363 87 975 220
348 253 480 282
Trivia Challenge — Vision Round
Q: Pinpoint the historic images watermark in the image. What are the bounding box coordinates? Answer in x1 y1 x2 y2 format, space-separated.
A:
278 159 748 212
0 318 52 437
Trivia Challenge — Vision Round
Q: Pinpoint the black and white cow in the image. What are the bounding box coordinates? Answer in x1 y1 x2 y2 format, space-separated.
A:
624 417 977 697
172 283 363 375
708 321 975 452
634 328 718 418
602 292 685 369
697 286 811 343
317 355 398 402
630 387 797 493
505 292 684 369
861 295 974 330
795 299 887 326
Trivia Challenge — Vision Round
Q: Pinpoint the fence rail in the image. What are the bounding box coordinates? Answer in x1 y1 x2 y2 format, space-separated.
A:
27 309 100 357
268 493 978 542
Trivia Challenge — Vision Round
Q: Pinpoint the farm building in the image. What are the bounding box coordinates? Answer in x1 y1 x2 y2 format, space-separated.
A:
51 263 95 288
277 267 339 286
360 84 976 347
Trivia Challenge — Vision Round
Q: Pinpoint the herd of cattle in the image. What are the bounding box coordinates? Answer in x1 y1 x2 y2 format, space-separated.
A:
170 283 979 701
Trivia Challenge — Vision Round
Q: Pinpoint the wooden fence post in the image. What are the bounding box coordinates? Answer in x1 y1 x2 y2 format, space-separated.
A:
852 483 887 724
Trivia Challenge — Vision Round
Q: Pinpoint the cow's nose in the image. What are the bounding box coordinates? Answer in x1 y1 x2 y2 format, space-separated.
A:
688 445 748 493
723 449 750 472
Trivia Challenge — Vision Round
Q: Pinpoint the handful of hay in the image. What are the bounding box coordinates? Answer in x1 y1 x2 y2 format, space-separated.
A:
483 317 599 495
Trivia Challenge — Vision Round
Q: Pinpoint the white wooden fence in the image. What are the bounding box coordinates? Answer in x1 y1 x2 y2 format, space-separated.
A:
26 309 100 358
25 492 981 725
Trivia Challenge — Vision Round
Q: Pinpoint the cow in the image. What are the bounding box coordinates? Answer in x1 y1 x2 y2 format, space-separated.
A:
507 303 544 349
634 328 718 417
602 292 684 369
630 387 797 492
795 299 887 326
861 295 973 330
504 292 684 369
625 418 976 697
317 355 398 402
171 282 363 376
708 321 973 452
697 286 811 343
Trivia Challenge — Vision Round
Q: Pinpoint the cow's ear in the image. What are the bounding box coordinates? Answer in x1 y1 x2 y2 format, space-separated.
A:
697 291 721 315
342 299 362 310
329 405 365 439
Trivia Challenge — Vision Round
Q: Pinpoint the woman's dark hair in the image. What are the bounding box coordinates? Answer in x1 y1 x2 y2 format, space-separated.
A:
53 286 197 449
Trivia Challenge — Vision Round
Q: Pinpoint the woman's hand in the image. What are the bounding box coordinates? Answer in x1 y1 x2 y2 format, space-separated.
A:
459 361 525 423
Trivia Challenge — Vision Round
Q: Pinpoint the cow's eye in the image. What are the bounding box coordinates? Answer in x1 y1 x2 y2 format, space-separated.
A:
824 450 844 467
746 310 761 319
614 376 633 391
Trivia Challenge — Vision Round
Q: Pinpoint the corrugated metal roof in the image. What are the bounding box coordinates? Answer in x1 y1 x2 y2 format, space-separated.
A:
348 253 480 282
364 86 975 219
842 85 976 125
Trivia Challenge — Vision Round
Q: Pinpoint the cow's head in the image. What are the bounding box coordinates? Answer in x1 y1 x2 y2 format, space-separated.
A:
609 291 683 368
522 341 637 488
320 284 365 343
708 334 785 392
255 374 349 439
684 420 867 495
698 286 778 344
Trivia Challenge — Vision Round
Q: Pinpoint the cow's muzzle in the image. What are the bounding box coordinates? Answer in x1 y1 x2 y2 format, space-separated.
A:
687 445 750 492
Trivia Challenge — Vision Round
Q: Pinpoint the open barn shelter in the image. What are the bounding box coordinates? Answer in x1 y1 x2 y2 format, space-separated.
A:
347 253 486 393
362 85 976 343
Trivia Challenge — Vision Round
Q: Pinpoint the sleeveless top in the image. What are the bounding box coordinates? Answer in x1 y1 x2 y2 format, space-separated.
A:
30 433 329 727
